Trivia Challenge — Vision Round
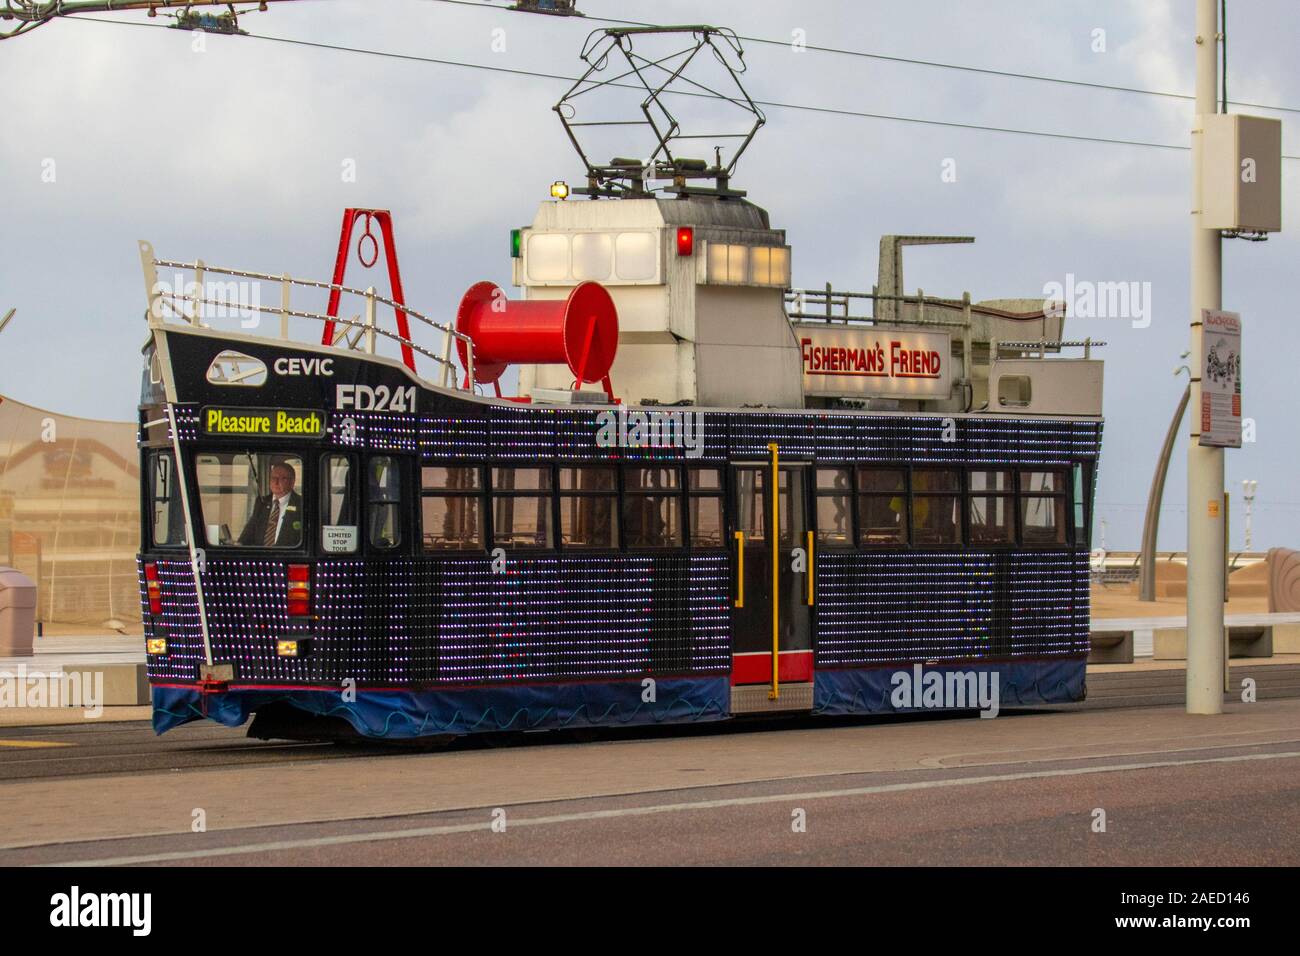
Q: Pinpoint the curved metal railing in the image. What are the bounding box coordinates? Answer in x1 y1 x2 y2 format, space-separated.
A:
139 240 475 391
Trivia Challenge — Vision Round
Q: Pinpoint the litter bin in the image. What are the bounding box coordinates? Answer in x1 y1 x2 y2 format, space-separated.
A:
0 567 36 656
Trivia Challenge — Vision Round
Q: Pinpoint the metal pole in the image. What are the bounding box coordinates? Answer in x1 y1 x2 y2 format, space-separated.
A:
768 442 780 701
1139 382 1190 601
1187 0 1225 714
364 286 377 355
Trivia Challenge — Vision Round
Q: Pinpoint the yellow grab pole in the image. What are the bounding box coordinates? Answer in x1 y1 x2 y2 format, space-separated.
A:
806 529 815 606
769 443 780 700
733 531 745 608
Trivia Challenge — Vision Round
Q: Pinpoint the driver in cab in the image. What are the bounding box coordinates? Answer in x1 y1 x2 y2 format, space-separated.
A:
239 460 304 547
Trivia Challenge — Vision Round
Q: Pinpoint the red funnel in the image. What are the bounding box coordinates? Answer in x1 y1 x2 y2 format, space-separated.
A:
455 281 619 389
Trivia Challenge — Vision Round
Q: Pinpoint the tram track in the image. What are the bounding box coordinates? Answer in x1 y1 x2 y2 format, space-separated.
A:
0 663 1296 782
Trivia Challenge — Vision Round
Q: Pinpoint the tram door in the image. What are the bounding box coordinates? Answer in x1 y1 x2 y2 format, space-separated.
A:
730 462 813 689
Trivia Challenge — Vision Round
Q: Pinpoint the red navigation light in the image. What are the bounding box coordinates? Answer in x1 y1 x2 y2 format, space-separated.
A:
676 227 694 257
287 564 311 617
144 562 162 615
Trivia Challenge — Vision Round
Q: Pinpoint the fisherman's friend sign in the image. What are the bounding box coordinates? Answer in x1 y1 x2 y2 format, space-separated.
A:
799 327 952 399
1199 309 1242 448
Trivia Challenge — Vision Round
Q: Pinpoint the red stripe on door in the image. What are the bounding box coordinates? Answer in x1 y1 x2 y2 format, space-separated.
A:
731 651 813 685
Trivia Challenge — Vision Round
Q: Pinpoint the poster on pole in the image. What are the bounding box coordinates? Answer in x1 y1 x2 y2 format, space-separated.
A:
1199 309 1241 448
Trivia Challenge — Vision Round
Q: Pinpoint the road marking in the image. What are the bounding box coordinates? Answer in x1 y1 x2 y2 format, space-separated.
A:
0 739 72 749
47 748 1300 867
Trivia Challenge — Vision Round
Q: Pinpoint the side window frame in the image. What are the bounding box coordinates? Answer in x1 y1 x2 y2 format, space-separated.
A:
420 462 486 552
686 466 725 550
488 464 555 550
815 466 855 549
557 464 619 551
1017 467 1070 548
320 452 360 555
147 448 189 550
365 454 406 554
622 464 685 550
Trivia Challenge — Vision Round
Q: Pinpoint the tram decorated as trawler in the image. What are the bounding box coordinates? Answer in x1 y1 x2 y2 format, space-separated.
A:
137 26 1103 740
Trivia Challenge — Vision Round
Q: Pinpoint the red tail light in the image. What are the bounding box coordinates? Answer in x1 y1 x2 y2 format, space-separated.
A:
676 226 694 257
287 564 311 617
144 562 162 615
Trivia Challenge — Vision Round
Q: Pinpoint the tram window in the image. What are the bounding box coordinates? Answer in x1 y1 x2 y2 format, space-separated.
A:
816 467 853 547
491 467 553 549
856 466 907 546
687 467 724 548
149 451 187 548
1022 470 1065 494
321 455 359 554
912 468 962 546
968 469 1014 545
424 466 482 490
195 452 305 549
421 466 483 551
733 468 802 547
367 456 402 550
492 467 552 491
624 466 683 548
689 497 724 548
625 467 679 491
1020 468 1068 546
559 466 617 548
559 466 616 492
687 468 721 492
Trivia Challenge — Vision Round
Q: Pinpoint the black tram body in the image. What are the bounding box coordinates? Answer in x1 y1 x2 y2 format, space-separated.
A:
139 324 1100 739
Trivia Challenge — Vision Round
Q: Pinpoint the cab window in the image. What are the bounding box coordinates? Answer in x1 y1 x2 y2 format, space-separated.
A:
149 450 188 548
195 451 305 548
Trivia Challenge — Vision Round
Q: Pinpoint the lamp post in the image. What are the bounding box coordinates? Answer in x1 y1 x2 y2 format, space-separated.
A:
1138 356 1192 601
1186 0 1225 714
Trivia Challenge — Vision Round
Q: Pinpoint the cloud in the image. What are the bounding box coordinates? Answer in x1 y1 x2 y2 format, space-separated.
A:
1 0 1298 548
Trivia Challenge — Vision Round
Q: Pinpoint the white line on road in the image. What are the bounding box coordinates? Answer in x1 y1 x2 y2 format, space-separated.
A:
46 748 1300 867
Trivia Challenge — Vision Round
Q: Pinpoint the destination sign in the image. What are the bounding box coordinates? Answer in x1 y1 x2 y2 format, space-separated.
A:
798 326 952 399
202 407 326 439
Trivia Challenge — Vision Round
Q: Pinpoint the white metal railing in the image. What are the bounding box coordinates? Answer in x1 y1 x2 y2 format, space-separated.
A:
138 240 476 392
995 339 1106 359
785 285 971 328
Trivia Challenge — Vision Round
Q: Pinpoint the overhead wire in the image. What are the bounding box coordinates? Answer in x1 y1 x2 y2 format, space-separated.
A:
60 14 1300 160
423 0 1300 117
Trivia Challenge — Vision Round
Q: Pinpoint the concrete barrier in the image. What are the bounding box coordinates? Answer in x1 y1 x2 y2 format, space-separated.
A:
0 568 36 656
0 663 149 708
1228 625 1273 658
1153 627 1188 660
101 663 150 705
1275 622 1300 654
1153 625 1274 660
1089 630 1134 664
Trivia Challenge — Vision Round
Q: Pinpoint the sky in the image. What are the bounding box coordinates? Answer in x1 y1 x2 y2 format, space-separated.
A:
0 0 1296 551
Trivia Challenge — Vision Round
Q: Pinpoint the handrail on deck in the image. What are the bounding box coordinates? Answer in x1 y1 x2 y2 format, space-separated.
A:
784 285 1072 328
139 240 476 392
